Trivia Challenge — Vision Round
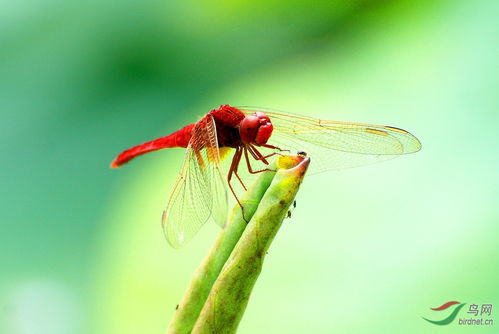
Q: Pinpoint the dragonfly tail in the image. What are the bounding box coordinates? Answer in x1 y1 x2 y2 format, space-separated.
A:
110 124 194 168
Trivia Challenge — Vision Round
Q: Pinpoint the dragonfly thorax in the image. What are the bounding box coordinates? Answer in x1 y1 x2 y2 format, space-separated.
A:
239 112 273 146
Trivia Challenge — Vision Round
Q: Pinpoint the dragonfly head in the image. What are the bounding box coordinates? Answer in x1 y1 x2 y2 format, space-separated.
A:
239 112 273 145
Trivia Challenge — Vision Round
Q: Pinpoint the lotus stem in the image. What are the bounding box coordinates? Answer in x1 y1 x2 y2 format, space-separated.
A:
167 154 310 334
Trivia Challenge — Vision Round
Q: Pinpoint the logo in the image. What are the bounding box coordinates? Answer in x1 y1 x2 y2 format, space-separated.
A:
422 301 494 326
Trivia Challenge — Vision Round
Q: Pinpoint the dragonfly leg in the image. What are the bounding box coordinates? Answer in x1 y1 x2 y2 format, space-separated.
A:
243 146 275 175
234 172 247 191
259 151 282 161
227 147 243 194
249 145 283 164
249 144 287 162
233 147 247 191
226 146 247 190
262 143 290 153
227 147 249 222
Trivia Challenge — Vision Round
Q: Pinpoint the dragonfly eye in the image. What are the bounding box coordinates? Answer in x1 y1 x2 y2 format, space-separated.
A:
239 112 273 145
254 120 272 145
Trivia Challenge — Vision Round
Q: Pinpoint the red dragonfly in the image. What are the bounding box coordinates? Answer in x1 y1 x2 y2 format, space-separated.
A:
111 104 421 248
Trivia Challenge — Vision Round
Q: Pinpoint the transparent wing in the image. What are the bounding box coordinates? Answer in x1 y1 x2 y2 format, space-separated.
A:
241 107 422 174
162 115 228 248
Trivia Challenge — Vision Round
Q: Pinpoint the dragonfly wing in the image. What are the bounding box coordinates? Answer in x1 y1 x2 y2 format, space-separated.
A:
241 108 421 174
162 115 228 248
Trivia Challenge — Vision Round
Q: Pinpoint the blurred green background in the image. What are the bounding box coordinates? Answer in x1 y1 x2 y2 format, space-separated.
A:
1 0 497 333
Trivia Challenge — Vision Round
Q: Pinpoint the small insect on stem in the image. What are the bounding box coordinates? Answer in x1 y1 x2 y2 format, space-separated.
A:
286 200 297 219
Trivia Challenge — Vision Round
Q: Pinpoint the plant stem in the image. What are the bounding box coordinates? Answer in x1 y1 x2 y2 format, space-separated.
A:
166 162 278 334
191 155 310 334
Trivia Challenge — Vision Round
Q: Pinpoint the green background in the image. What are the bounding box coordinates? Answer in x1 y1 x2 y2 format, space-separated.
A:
1 0 497 333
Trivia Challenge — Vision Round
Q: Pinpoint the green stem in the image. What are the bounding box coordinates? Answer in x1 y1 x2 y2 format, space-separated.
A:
166 155 309 334
191 155 310 334
166 162 278 334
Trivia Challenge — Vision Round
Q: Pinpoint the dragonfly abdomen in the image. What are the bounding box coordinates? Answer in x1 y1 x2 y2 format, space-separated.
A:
110 123 195 167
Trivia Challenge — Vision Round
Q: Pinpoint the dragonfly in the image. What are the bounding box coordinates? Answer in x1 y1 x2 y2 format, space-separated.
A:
111 104 421 248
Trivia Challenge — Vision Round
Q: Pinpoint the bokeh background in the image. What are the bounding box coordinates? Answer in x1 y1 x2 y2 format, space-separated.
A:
1 0 497 333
